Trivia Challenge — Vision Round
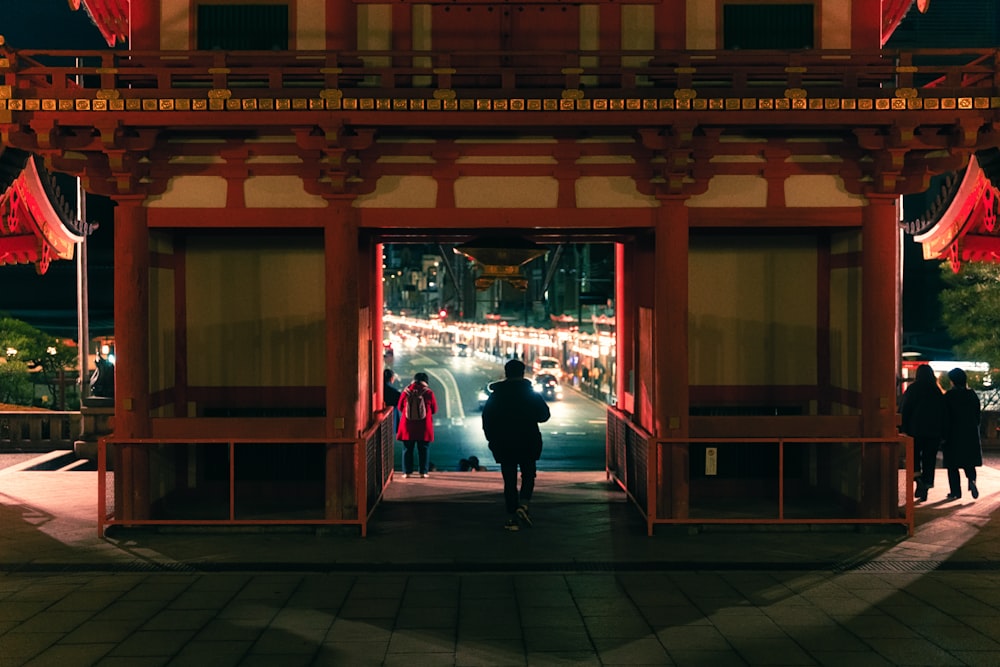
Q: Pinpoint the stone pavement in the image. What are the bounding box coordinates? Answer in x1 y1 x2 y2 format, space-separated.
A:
1 454 1000 666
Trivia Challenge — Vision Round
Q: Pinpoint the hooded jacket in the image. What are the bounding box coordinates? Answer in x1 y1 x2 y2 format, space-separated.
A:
481 377 551 463
396 380 437 442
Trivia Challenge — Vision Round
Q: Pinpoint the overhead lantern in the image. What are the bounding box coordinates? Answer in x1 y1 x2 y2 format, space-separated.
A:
454 236 546 291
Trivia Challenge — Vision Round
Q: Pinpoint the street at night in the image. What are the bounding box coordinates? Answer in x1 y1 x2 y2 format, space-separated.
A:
386 341 608 473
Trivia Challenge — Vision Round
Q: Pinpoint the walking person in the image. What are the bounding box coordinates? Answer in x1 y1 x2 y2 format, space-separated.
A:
899 364 946 502
482 359 551 531
397 372 438 478
942 367 983 501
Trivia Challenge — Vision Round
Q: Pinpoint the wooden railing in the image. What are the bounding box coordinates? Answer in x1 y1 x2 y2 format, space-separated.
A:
4 47 999 102
607 409 914 536
97 409 395 537
0 411 79 452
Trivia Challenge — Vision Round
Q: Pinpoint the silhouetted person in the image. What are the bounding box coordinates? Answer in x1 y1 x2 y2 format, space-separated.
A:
383 368 401 430
397 372 437 478
899 364 945 502
482 359 550 531
89 355 115 399
943 368 983 501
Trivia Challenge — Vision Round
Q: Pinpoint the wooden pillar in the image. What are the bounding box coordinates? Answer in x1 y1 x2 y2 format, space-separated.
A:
614 242 633 415
374 241 385 411
324 200 361 520
655 198 690 519
861 195 900 517
128 0 160 49
113 198 151 520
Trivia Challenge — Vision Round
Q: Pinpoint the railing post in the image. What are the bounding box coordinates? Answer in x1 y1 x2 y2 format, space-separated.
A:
97 436 106 538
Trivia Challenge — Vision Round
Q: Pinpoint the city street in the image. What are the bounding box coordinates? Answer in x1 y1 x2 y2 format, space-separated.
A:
385 343 608 473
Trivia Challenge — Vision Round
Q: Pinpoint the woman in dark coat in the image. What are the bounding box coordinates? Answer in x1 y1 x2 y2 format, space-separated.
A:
942 367 983 501
396 372 438 478
899 364 946 501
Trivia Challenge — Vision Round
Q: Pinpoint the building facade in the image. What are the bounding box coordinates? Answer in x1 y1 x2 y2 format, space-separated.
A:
2 0 993 533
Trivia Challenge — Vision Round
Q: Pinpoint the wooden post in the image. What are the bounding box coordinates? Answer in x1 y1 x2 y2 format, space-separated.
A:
325 201 361 520
113 198 152 520
655 198 690 519
861 195 900 517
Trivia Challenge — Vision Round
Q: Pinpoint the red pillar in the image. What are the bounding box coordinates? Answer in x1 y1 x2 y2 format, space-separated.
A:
861 195 901 517
113 198 151 520
374 241 386 411
655 198 690 519
128 0 160 49
324 201 361 520
614 242 633 414
862 196 899 437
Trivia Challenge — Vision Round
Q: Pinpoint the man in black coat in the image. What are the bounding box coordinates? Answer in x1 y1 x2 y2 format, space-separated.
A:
482 359 551 531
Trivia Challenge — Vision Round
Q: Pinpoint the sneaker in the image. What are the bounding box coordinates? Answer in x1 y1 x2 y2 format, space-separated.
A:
946 493 961 501
421 473 429 478
504 518 520 531
970 480 979 499
516 505 533 527
401 473 409 479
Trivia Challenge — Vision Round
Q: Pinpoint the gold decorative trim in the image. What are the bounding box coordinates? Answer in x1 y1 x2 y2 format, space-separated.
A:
785 66 807 73
95 68 118 74
207 68 231 74
0 92 995 117
0 58 9 69
674 67 696 74
561 67 584 75
896 66 918 73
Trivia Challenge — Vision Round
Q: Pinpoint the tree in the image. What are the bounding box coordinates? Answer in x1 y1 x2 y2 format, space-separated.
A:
938 261 1000 405
0 316 78 409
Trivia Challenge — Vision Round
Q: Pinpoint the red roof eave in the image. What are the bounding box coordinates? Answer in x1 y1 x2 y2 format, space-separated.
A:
71 0 130 47
914 155 1000 271
0 157 83 274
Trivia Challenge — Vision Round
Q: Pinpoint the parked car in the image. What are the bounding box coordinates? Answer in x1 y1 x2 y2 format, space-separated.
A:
532 373 563 401
453 342 469 357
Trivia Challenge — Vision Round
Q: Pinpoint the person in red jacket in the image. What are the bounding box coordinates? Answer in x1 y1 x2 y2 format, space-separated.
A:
396 372 438 478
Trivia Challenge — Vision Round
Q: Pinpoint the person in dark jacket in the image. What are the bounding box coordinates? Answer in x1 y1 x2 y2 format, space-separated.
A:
482 359 551 531
899 364 946 502
384 368 402 431
396 372 438 478
942 368 983 501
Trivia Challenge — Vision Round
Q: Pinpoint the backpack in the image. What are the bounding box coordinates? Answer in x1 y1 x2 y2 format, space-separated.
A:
404 387 427 421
